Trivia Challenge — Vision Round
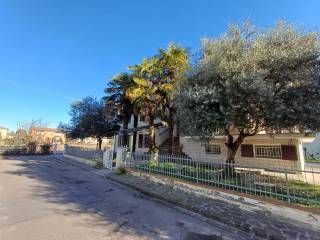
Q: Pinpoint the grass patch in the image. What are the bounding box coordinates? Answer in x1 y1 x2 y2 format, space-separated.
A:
306 159 320 164
117 166 128 175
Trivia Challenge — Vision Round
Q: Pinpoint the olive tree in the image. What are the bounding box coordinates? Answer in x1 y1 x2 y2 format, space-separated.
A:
177 21 320 167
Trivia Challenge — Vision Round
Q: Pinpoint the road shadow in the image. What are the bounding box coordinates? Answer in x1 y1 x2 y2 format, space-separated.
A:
1 154 221 239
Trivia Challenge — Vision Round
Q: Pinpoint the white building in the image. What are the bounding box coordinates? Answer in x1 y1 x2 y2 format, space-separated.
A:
114 115 315 171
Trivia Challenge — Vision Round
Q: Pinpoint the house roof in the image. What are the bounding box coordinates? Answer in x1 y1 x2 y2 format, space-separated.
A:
0 127 8 130
30 127 63 133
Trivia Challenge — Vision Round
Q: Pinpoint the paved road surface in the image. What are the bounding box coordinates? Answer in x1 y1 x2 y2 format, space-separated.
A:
0 155 251 240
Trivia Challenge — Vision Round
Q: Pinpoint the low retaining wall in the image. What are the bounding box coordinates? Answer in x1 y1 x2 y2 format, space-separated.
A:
63 153 97 167
64 145 103 160
0 145 28 155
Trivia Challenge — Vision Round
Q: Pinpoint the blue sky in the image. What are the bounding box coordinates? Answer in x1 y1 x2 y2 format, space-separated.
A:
0 0 319 131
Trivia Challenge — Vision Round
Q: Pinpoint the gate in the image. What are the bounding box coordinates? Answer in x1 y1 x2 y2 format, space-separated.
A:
103 149 113 169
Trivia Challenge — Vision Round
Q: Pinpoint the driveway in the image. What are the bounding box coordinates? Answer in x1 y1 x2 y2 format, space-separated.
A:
0 155 250 240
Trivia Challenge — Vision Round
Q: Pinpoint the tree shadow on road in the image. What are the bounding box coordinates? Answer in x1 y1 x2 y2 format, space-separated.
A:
1 155 220 240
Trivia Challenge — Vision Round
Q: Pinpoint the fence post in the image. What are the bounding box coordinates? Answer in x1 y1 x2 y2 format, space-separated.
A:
285 170 290 203
196 161 199 184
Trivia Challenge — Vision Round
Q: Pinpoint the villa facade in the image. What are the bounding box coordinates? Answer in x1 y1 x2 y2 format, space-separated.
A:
114 115 315 171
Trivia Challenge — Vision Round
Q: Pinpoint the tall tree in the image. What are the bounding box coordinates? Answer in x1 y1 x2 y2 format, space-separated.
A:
157 44 190 153
124 44 190 154
104 73 136 147
177 21 320 169
127 57 163 153
61 97 119 149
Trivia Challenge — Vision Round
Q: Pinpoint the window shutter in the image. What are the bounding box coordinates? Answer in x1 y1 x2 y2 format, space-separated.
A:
138 134 143 148
241 144 254 158
281 145 298 161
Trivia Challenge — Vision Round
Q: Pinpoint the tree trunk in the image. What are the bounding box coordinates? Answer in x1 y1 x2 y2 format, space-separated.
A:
224 133 245 177
132 115 138 153
176 119 180 143
148 115 157 153
168 110 174 154
97 137 102 150
122 114 130 146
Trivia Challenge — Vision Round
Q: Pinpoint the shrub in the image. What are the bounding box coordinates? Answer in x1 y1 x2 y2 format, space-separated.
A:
95 160 104 169
40 144 52 154
1 145 28 155
27 141 37 154
117 166 127 175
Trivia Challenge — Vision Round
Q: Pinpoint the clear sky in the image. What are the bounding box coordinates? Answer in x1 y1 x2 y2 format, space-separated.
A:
0 0 319 131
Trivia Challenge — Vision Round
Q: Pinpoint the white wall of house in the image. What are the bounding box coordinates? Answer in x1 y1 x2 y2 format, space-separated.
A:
180 136 306 171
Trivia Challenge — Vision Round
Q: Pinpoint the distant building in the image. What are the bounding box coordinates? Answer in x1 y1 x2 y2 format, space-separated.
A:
0 127 8 140
29 127 66 144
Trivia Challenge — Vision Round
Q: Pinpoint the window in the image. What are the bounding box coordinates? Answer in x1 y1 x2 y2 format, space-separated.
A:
117 135 129 147
138 134 150 148
205 144 221 155
143 135 151 148
241 144 254 158
138 134 143 148
118 135 124 147
254 145 282 159
213 128 220 135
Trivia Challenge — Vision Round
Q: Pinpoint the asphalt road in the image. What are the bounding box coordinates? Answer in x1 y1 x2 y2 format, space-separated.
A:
0 155 251 240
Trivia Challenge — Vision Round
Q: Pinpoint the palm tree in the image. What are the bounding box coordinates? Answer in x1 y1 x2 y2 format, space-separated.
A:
127 57 164 153
126 45 190 154
157 44 190 154
104 73 135 148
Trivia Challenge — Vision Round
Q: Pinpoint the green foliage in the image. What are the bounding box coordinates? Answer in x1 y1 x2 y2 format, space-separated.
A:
40 144 51 154
103 44 189 153
306 159 320 163
177 21 320 162
60 97 119 149
123 44 190 153
136 162 320 206
117 166 128 175
95 160 104 169
148 161 176 169
104 73 136 147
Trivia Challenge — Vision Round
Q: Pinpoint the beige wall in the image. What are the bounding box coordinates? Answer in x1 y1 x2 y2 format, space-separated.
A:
0 128 8 140
30 129 66 144
180 136 304 171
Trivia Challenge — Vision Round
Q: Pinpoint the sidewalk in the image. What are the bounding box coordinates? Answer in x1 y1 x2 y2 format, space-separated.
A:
54 154 112 178
60 154 320 239
109 170 320 240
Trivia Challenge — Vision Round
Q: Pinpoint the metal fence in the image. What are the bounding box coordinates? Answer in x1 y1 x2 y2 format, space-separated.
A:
64 145 103 160
122 152 320 206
